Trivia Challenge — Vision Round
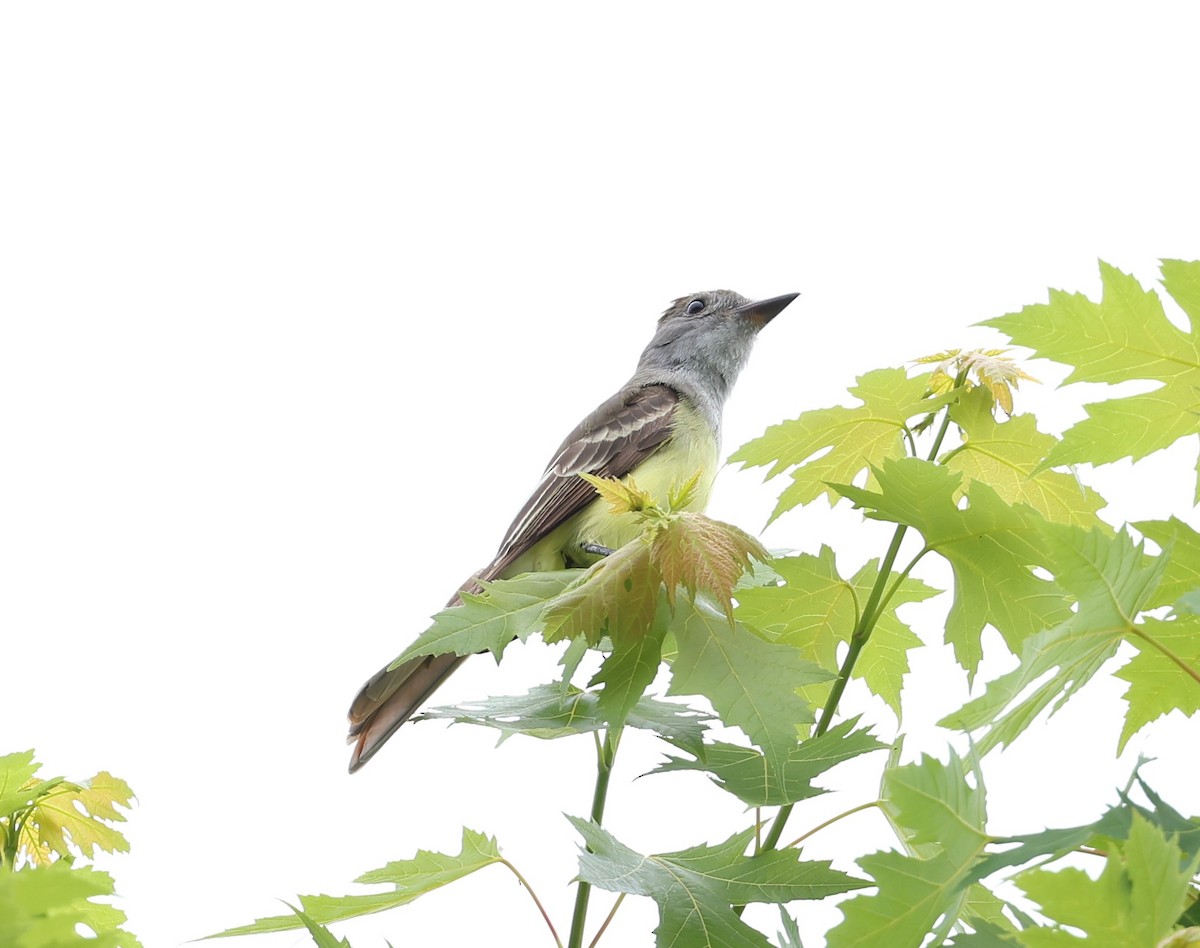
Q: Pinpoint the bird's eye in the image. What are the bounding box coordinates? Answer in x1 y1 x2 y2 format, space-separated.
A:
685 299 705 316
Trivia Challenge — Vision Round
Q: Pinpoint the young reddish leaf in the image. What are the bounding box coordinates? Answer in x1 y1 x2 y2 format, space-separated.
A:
651 513 768 618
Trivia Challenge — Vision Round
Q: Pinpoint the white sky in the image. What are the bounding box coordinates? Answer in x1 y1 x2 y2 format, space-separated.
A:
3 4 1199 947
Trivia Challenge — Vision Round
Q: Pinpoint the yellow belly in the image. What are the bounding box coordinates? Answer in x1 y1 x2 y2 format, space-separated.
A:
500 401 719 576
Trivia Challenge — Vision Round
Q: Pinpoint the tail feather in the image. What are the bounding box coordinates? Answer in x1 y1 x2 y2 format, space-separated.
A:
347 569 503 772
347 651 466 772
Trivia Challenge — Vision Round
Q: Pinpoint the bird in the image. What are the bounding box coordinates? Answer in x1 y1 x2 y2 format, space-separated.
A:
347 289 798 771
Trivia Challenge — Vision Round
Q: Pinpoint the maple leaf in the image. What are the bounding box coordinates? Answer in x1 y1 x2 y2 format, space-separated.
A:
916 347 1038 415
730 367 937 521
421 684 710 746
570 819 864 948
668 597 832 775
1014 813 1198 947
1115 616 1200 751
653 717 885 807
541 540 658 646
943 387 1106 527
828 751 989 947
393 570 576 665
588 596 670 730
848 561 937 716
211 829 504 937
1135 517 1200 609
734 547 935 720
26 772 134 864
982 260 1200 498
835 457 1069 675
577 471 652 514
943 525 1167 754
651 512 768 619
0 862 142 948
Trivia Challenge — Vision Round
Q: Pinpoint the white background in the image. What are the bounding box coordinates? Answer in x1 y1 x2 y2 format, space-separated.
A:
2 4 1199 946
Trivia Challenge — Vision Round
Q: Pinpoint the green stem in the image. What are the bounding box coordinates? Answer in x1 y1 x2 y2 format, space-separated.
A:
567 729 621 948
782 800 881 850
759 382 963 856
501 859 564 948
586 893 626 948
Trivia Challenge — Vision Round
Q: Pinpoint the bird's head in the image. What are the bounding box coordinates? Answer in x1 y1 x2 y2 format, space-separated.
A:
637 290 799 399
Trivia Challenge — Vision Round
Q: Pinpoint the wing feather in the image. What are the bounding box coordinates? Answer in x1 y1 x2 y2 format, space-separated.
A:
487 384 679 574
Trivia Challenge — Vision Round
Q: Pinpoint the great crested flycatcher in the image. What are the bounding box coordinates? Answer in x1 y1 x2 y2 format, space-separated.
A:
347 289 798 771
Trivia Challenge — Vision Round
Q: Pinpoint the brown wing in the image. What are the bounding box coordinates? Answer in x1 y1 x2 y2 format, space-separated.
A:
485 383 680 577
346 383 680 772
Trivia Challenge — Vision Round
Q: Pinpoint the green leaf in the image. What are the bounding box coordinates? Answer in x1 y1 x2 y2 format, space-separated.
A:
0 862 141 948
667 598 832 776
287 906 353 948
776 907 804 948
541 542 659 646
394 570 578 665
734 546 853 665
1135 517 1200 608
208 829 503 938
421 683 710 746
943 387 1105 527
981 260 1200 496
730 367 935 521
828 751 989 948
653 717 886 807
943 525 1166 754
835 457 1068 675
848 561 938 717
1115 616 1200 751
1176 590 1200 616
569 818 864 948
0 751 43 822
589 595 669 730
733 547 853 724
1014 813 1199 947
732 549 934 721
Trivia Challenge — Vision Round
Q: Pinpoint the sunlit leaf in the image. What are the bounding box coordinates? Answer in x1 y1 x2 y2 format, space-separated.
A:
943 387 1105 527
943 525 1166 753
982 260 1200 498
209 829 503 938
1115 616 1200 751
835 457 1068 675
730 368 936 521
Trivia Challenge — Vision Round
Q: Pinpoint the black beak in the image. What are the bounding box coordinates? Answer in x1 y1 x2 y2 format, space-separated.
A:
734 292 800 327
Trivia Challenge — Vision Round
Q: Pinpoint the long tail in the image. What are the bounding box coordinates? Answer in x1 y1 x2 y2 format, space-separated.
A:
347 650 466 772
347 571 495 773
